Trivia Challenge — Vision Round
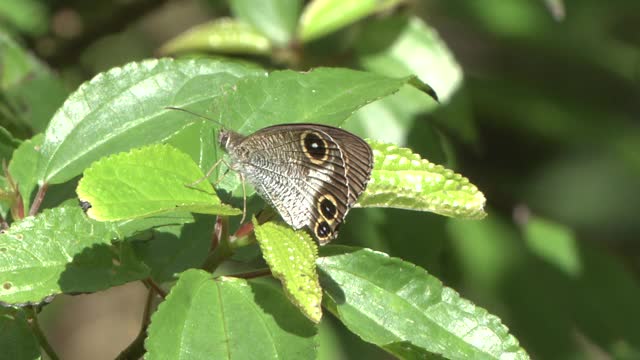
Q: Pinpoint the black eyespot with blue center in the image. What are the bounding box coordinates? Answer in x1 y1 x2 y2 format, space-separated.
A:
320 197 337 220
316 220 332 238
303 132 327 160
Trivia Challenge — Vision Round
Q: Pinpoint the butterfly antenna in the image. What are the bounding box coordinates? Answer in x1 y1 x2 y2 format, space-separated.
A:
165 106 226 128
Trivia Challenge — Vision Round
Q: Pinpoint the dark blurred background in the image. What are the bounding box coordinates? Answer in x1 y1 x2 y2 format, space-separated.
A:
2 0 639 359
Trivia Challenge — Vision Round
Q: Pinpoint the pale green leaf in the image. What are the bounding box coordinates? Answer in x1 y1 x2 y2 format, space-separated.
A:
298 0 402 42
523 216 581 277
76 144 240 221
145 270 317 359
358 140 487 219
356 15 463 103
253 219 322 323
317 246 530 359
160 18 272 56
230 0 302 46
0 0 48 34
0 205 149 305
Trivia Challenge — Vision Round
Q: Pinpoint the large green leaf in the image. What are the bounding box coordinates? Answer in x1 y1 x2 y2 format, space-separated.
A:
317 246 530 359
210 67 436 134
37 58 263 185
0 205 149 305
359 140 486 219
230 0 302 46
145 270 317 359
253 219 322 323
76 144 240 221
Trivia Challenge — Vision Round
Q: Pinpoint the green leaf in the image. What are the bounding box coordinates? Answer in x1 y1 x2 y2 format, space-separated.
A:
0 205 150 305
213 67 436 135
345 86 438 145
145 270 317 359
230 0 302 46
0 309 40 360
0 0 48 35
253 219 322 323
37 58 264 185
160 18 272 56
317 246 530 359
356 15 463 103
0 33 67 134
523 216 581 277
132 215 215 283
8 134 43 213
76 144 240 221
298 0 402 42
359 140 487 219
0 125 21 163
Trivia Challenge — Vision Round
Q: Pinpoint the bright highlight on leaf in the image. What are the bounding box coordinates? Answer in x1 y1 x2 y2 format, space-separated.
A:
318 246 530 359
358 140 487 219
76 144 240 221
253 219 323 323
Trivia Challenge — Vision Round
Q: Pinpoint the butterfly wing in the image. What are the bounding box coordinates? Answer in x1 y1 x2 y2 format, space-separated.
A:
233 124 372 244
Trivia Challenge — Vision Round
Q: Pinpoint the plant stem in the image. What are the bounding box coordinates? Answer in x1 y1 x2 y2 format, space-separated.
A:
222 268 272 279
27 306 60 360
201 217 232 272
143 278 166 299
29 183 48 216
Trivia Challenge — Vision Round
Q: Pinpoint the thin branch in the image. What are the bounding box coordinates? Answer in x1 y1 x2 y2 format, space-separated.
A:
28 183 48 216
143 278 166 299
27 306 60 360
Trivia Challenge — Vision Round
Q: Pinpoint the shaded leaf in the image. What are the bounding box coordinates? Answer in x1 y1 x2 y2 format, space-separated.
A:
145 270 317 359
0 309 40 360
76 144 240 221
253 219 322 323
0 33 67 134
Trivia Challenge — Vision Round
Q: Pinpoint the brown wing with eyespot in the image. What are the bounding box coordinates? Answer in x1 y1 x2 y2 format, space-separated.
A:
234 123 372 244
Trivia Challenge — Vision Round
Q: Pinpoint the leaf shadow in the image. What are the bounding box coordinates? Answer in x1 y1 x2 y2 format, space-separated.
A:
57 242 149 296
247 278 317 338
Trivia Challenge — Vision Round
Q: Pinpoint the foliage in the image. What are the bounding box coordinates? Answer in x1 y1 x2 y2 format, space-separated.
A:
1 0 639 359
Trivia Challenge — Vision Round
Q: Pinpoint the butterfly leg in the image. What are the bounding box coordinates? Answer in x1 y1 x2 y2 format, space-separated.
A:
239 172 247 224
187 158 231 188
